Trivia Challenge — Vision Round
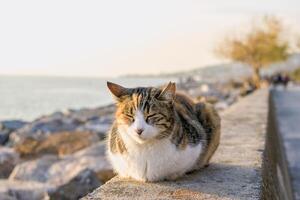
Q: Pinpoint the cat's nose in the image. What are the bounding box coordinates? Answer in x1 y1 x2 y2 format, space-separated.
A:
135 128 144 135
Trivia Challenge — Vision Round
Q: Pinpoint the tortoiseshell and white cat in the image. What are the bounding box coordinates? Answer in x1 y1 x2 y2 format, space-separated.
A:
106 82 220 182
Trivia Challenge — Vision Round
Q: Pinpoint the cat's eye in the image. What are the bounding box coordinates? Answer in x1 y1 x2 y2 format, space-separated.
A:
145 113 156 123
124 113 133 118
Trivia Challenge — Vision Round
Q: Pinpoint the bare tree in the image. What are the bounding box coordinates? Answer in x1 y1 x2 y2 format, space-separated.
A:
216 16 289 88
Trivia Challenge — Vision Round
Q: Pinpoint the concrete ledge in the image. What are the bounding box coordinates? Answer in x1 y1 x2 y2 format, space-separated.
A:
262 88 300 200
83 90 269 200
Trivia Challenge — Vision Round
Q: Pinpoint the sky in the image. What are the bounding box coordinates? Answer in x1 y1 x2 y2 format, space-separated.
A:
0 0 300 77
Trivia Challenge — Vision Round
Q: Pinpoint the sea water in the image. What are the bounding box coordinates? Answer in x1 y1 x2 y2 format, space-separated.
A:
0 76 173 121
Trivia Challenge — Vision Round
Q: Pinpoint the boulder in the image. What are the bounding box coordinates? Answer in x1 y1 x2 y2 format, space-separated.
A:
68 105 115 123
0 130 10 145
0 120 27 132
76 142 114 182
14 131 99 158
95 170 115 184
9 117 82 145
72 106 114 139
9 142 113 199
0 120 27 146
10 142 113 185
46 141 113 185
0 180 49 200
0 147 19 178
49 169 101 200
8 105 115 146
9 155 59 182
77 119 111 140
0 193 16 200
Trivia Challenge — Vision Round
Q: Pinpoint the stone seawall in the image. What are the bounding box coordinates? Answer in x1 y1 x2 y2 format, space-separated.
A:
83 89 269 200
262 88 300 200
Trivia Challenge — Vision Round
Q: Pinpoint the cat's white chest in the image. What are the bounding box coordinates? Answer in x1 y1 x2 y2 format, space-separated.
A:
108 136 203 182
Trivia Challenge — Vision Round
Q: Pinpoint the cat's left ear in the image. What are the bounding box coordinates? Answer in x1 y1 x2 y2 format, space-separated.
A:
107 81 129 101
157 82 176 102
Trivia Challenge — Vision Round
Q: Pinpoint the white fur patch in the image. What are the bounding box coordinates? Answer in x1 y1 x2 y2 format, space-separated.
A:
108 122 203 181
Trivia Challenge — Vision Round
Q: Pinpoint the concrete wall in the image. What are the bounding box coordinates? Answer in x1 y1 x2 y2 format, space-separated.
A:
262 88 300 200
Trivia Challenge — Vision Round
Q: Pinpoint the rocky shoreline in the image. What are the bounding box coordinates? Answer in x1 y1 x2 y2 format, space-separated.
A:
0 78 255 200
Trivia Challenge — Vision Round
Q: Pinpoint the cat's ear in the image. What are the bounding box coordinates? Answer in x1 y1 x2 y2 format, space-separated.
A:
157 82 176 102
107 81 129 101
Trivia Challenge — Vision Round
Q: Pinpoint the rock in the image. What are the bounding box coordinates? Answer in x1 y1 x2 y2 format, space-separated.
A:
0 147 19 178
44 111 65 120
95 170 115 184
46 141 113 185
74 142 114 183
73 107 114 139
8 105 115 146
0 120 27 132
9 142 113 199
0 180 49 200
0 193 16 200
9 118 82 145
14 131 99 158
69 105 115 123
0 130 10 145
49 169 101 200
0 120 27 146
9 155 59 182
10 142 113 185
77 119 111 140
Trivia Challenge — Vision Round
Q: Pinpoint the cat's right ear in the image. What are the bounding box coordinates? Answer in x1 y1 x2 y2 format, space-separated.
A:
157 82 176 102
107 81 129 101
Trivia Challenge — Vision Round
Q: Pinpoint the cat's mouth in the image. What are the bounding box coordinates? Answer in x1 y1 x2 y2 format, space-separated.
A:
129 130 159 144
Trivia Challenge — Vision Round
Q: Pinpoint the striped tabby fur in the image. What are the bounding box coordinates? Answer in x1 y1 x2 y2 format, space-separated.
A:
106 81 220 182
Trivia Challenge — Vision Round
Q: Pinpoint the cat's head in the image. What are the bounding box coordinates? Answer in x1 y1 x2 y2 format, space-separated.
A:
107 81 176 144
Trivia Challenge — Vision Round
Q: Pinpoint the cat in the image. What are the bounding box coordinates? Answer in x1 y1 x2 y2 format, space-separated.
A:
106 81 221 182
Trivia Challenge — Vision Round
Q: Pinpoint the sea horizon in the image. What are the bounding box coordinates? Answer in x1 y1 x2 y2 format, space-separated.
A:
0 75 175 121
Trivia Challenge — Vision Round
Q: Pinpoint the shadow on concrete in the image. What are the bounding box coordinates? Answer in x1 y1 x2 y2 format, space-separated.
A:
94 163 262 200
153 163 262 199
